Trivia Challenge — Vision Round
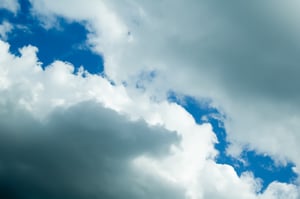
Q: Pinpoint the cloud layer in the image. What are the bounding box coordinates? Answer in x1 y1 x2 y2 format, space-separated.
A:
28 0 300 167
1 1 300 198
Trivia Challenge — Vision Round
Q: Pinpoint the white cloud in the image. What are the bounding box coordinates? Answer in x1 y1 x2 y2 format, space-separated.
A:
0 0 19 13
2 0 300 198
0 21 12 40
1 28 299 197
28 0 300 170
0 39 184 198
259 182 299 199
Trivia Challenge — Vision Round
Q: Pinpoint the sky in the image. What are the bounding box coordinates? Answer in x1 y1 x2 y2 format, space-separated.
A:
0 0 300 199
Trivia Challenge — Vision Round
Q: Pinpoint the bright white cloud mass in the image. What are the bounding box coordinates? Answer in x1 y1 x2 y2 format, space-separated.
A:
0 1 300 199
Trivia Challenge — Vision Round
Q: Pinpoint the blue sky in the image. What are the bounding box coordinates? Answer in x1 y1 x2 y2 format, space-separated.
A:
1 1 300 199
168 93 298 192
1 0 103 73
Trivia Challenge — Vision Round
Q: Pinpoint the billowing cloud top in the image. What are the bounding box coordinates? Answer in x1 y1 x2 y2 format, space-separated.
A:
0 1 300 199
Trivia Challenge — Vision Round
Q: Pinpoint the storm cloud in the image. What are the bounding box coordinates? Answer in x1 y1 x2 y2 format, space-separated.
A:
0 101 182 199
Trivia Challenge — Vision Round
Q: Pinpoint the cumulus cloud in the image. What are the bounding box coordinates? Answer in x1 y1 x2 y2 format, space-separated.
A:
0 36 298 198
0 39 212 198
1 0 300 198
0 39 185 198
28 0 300 169
0 100 184 199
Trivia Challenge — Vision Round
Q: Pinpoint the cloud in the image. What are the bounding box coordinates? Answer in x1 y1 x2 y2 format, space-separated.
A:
28 0 300 170
0 39 205 198
0 21 13 40
0 0 19 13
1 1 300 198
0 40 184 199
0 38 253 199
0 100 183 199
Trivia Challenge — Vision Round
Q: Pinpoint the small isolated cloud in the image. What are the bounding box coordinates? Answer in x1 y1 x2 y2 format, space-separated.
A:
0 21 13 40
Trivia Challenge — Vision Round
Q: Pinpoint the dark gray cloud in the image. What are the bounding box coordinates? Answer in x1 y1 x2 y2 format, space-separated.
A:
0 101 183 199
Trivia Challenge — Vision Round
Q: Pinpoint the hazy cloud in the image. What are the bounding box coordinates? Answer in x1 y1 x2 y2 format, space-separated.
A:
0 0 19 13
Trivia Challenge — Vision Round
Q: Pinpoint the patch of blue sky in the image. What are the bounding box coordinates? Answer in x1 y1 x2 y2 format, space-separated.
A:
0 0 103 74
167 91 298 192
